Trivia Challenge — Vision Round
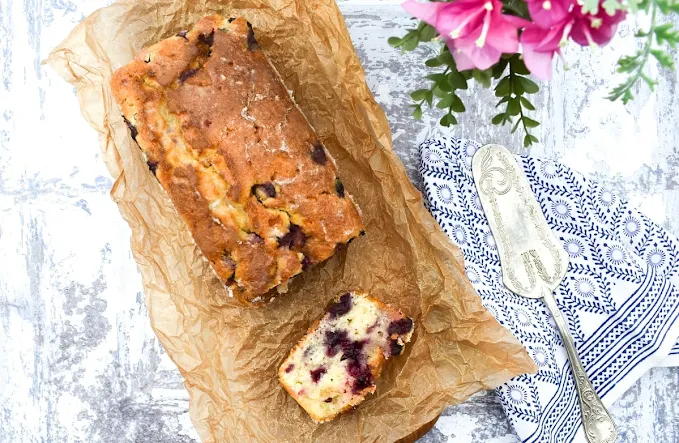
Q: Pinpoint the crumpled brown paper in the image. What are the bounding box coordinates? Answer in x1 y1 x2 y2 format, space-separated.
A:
46 0 537 441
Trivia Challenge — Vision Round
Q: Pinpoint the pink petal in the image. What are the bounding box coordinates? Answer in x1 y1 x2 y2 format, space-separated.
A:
535 22 569 50
438 0 490 38
401 0 444 26
403 0 488 38
485 13 522 53
590 22 620 45
451 47 477 71
459 44 502 70
454 25 483 49
445 38 477 70
521 23 566 52
521 43 555 80
581 14 625 45
504 14 533 29
446 0 497 12
528 0 571 29
570 5 626 46
520 25 549 44
454 11 520 54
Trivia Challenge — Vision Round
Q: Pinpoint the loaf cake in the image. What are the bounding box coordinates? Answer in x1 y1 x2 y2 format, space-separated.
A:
110 16 364 304
278 292 414 422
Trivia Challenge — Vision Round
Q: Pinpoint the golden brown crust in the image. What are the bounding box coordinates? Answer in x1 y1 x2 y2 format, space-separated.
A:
111 16 364 304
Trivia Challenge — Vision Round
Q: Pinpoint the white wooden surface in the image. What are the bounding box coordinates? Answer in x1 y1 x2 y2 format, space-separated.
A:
1 0 678 441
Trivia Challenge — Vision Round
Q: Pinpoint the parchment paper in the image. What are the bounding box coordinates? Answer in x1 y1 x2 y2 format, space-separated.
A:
46 1 537 441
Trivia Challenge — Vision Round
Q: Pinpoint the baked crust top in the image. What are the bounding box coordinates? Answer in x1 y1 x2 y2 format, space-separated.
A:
111 16 364 304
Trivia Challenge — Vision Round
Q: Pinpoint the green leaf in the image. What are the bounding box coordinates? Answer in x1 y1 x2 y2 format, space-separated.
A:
440 113 457 127
510 57 530 76
608 81 636 103
616 54 641 73
655 23 679 48
410 89 429 101
524 134 539 147
656 0 679 14
637 0 651 10
520 96 536 111
651 49 675 68
413 105 423 120
511 118 521 134
436 94 453 109
439 49 455 68
433 87 448 98
402 35 419 51
621 89 635 104
502 0 531 18
426 73 447 83
523 117 540 128
419 24 437 42
450 95 466 112
438 79 453 92
473 69 493 88
496 96 511 107
518 77 540 94
425 90 434 107
494 76 511 97
507 98 521 116
602 0 625 14
448 72 468 90
627 0 641 13
425 57 444 67
491 113 506 125
513 78 525 96
655 22 674 33
640 72 658 90
387 37 402 47
581 0 600 14
492 58 509 79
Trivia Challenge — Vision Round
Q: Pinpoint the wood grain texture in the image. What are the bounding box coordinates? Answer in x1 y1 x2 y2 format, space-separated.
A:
1 0 678 441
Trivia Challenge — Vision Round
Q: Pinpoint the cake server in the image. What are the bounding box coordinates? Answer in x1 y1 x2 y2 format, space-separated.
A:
471 144 617 443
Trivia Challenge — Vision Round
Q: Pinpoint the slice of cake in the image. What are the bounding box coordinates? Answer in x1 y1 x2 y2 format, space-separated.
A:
278 291 415 422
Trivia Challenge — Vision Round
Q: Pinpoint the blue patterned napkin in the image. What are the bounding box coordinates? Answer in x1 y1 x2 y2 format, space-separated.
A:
419 137 679 442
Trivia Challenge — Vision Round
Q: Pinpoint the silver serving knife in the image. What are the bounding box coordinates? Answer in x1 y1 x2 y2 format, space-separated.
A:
471 144 618 443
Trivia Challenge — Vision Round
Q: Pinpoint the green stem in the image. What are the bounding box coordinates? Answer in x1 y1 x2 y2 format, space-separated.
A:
508 59 533 143
609 0 657 101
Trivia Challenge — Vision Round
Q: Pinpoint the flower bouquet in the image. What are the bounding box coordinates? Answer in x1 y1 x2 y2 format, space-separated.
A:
390 0 679 146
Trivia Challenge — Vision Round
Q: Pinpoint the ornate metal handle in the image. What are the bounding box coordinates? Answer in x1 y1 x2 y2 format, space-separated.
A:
542 287 618 443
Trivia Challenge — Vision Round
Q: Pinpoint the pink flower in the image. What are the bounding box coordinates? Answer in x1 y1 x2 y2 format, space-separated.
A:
570 5 626 46
521 0 626 80
526 0 571 28
403 0 528 70
520 21 570 80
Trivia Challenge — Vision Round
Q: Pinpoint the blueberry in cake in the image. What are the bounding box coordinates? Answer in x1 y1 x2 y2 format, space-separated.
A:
110 15 364 305
278 291 415 422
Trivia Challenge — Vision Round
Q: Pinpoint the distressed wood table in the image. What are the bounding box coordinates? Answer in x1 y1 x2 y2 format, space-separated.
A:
1 0 678 441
